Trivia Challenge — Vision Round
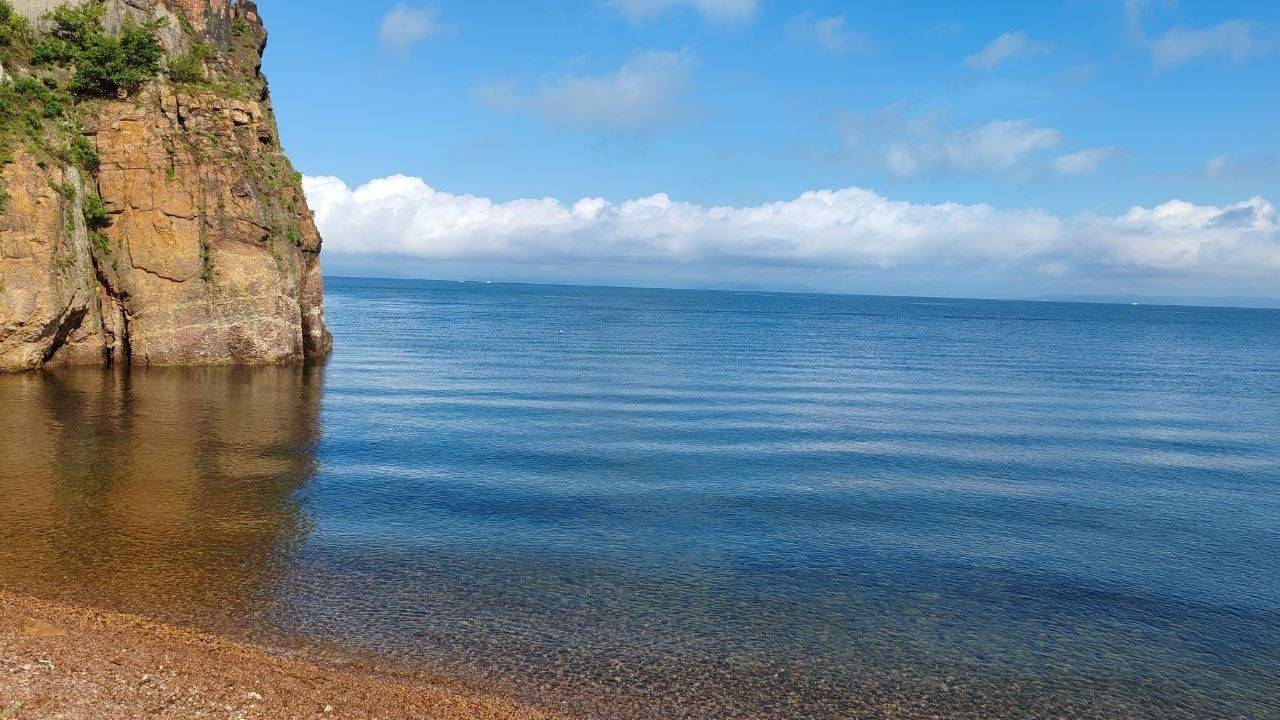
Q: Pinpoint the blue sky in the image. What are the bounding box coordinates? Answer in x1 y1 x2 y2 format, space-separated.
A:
260 1 1280 297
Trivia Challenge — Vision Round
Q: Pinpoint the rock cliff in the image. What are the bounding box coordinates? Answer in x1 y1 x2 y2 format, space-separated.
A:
0 0 330 371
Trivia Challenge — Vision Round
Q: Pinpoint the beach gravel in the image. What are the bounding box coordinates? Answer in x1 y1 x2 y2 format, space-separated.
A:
0 590 565 720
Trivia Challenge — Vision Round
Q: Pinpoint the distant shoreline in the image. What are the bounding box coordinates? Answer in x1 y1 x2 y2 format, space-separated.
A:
0 589 564 720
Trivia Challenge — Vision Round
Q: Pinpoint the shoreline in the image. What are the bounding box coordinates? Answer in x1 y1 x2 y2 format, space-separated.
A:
0 589 567 720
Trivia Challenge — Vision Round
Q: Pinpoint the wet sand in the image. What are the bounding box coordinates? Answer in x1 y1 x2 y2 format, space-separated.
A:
0 590 566 720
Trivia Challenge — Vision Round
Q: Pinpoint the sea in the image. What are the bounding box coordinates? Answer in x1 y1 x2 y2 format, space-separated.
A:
2 276 1278 719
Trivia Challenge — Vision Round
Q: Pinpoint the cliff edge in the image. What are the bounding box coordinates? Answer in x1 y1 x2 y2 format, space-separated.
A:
0 0 331 371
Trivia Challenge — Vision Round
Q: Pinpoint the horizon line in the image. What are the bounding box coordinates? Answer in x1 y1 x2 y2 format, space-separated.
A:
321 274 1280 312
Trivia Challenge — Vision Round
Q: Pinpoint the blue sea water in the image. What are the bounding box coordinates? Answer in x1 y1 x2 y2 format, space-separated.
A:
2 276 1279 718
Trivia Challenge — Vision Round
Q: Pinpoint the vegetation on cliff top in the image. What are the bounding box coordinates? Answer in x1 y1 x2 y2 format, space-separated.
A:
0 1 299 262
0 0 265 161
0 1 30 55
33 2 164 98
0 0 169 177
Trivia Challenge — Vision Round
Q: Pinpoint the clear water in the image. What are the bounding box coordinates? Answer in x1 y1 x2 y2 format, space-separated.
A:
2 277 1279 719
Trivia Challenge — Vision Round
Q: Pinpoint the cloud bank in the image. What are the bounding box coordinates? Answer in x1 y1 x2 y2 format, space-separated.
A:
304 175 1280 297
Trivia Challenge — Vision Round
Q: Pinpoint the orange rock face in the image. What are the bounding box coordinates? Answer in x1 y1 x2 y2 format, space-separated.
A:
0 0 331 371
0 157 96 370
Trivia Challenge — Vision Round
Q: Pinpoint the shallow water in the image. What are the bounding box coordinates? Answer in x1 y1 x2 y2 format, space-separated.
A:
2 277 1279 719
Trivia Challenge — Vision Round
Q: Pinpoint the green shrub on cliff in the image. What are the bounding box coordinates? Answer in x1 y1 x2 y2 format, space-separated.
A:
89 231 110 254
83 190 112 254
168 42 215 84
34 3 164 98
82 190 109 229
0 74 72 164
30 3 101 63
11 76 68 118
69 133 98 170
74 22 164 97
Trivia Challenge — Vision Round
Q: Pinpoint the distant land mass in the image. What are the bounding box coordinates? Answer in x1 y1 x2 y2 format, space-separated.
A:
1031 295 1280 310
328 275 1280 310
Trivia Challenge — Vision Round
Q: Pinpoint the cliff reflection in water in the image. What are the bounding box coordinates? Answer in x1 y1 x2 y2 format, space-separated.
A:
0 364 323 625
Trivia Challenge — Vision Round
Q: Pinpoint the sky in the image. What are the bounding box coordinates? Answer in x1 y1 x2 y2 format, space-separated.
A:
259 0 1279 298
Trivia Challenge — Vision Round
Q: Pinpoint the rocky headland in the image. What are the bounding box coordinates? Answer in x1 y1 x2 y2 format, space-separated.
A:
0 0 330 371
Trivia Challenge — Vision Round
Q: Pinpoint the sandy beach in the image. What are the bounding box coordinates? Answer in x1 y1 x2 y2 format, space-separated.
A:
0 590 565 720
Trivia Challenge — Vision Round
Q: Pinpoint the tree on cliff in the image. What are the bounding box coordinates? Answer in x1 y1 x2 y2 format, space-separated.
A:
32 1 163 98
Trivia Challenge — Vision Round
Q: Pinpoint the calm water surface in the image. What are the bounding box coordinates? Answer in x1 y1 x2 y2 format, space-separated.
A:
2 277 1279 719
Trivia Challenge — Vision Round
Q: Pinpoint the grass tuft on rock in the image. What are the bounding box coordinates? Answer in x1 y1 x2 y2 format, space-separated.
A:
68 133 97 170
168 43 214 84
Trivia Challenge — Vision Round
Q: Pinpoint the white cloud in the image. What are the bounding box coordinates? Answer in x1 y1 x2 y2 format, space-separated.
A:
377 4 449 56
1202 155 1230 177
1149 19 1273 66
1127 5 1274 68
607 0 757 25
477 50 694 131
1053 147 1131 176
965 31 1053 69
1200 153 1280 180
304 175 1280 295
787 13 869 55
1123 0 1150 36
842 108 1063 178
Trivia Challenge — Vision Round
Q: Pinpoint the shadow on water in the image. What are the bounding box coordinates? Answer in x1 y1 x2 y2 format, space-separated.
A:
0 363 324 627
